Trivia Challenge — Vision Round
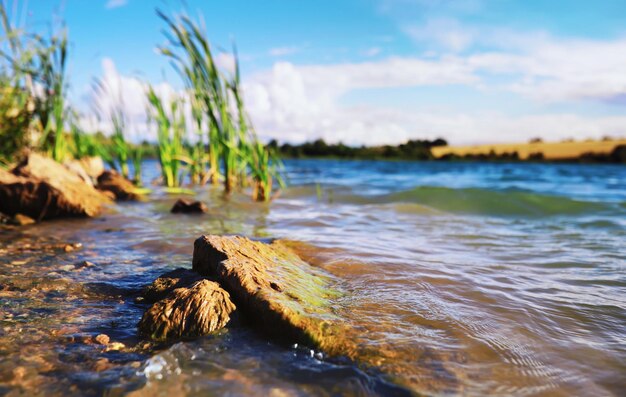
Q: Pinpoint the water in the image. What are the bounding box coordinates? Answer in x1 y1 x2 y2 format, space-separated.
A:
1 159 624 396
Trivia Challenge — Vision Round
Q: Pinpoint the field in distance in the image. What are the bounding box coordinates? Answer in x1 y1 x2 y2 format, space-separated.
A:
431 139 626 160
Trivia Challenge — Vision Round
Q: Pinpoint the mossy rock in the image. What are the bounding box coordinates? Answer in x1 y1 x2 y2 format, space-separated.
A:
192 235 353 356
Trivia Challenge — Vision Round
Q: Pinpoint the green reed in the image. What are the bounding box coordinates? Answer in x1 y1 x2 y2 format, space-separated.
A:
188 95 209 184
156 10 284 200
70 120 98 159
147 85 186 189
0 2 79 164
0 2 36 163
130 145 144 185
230 49 284 200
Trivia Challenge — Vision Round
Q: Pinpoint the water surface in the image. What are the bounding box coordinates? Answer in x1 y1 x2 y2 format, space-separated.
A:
1 159 624 396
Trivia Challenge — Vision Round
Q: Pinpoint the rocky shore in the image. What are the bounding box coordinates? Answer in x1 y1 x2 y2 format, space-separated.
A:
0 153 140 224
137 235 349 354
0 155 461 395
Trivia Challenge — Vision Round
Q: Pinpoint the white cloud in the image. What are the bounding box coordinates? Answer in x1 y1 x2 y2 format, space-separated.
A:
215 52 236 75
81 28 626 146
241 57 477 143
402 16 626 103
242 59 626 145
105 0 127 9
81 58 178 143
470 38 626 103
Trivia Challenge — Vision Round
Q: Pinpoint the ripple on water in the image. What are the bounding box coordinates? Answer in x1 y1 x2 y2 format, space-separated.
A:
1 160 625 396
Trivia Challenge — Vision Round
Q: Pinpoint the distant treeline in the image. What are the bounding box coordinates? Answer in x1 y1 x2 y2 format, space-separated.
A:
268 138 448 160
266 138 626 163
439 146 626 164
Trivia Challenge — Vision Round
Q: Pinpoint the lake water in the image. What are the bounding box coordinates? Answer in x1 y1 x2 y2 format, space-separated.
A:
1 159 624 396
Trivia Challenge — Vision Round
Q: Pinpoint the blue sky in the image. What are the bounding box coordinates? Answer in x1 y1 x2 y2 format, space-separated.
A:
15 0 626 144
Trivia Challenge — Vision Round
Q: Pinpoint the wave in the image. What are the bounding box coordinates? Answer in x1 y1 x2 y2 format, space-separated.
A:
384 187 613 217
287 185 619 217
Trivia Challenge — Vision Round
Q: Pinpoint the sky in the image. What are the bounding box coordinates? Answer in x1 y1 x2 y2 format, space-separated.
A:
12 0 626 145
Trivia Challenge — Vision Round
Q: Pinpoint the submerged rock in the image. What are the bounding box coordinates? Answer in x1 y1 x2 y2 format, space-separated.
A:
140 268 204 303
191 236 463 393
138 279 235 340
0 154 110 220
192 235 349 355
170 198 208 214
97 170 139 201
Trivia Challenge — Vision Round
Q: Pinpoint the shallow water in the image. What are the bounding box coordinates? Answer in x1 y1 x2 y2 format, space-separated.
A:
1 159 624 396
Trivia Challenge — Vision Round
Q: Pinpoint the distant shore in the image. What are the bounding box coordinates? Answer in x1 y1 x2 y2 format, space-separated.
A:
273 138 626 163
431 139 626 162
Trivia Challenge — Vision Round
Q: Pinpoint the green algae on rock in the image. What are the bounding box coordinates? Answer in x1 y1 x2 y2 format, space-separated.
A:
192 235 349 355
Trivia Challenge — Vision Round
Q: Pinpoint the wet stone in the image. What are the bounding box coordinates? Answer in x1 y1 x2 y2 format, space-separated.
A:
0 153 110 220
95 334 110 345
9 214 36 226
170 198 208 214
140 268 204 304
138 279 235 341
192 235 349 355
96 170 140 201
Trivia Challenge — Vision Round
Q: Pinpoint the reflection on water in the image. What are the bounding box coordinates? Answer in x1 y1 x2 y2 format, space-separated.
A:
1 159 624 396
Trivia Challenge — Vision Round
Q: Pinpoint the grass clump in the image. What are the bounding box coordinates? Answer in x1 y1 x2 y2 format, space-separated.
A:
0 2 70 163
147 86 186 189
155 10 284 200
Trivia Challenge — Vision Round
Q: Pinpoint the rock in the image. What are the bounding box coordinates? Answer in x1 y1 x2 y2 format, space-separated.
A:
94 334 110 345
0 153 110 220
171 198 208 214
138 279 235 340
63 160 94 187
140 268 204 304
192 235 348 355
0 211 10 224
100 190 116 201
10 213 35 225
78 156 105 180
104 342 126 351
97 170 140 201
92 358 112 372
73 261 95 271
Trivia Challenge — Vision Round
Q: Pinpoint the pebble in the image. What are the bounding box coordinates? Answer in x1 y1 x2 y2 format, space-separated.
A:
105 342 125 352
74 261 95 270
94 334 110 345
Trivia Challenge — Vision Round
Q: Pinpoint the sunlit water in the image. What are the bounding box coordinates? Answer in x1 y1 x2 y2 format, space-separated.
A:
1 159 624 396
